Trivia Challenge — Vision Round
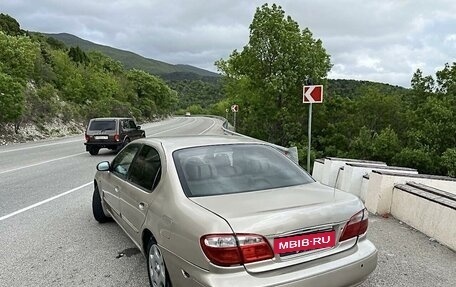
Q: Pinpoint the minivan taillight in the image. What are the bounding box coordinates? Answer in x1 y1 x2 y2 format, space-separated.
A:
200 233 273 266
339 209 369 242
84 133 90 142
114 134 120 142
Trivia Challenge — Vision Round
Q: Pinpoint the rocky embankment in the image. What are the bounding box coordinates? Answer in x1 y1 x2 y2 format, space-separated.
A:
0 120 84 146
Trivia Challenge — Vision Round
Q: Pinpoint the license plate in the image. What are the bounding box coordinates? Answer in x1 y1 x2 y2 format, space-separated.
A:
274 230 336 254
94 136 108 140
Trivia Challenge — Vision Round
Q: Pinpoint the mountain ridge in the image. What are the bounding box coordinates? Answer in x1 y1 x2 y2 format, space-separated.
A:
44 32 219 79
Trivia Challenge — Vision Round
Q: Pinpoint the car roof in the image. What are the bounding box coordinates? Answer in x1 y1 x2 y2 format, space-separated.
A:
89 117 132 121
135 135 265 152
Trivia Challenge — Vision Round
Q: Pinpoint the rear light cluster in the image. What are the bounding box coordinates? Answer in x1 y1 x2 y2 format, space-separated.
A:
200 233 273 266
339 209 369 241
84 133 90 142
114 134 120 142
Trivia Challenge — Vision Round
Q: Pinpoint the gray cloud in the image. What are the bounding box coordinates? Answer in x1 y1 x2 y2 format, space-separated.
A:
1 0 456 87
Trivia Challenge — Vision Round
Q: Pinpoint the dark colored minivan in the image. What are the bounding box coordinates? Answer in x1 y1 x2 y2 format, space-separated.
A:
84 117 145 155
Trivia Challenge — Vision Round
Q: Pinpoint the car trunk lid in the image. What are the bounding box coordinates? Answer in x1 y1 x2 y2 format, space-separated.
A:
191 182 365 272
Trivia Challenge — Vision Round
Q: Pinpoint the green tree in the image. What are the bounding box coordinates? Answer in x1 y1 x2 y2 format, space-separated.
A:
0 31 40 81
372 127 401 162
348 126 374 159
353 87 405 134
313 95 356 156
187 104 205 115
46 36 66 50
435 62 456 95
127 69 178 118
0 13 22 36
50 50 84 102
68 46 89 65
441 148 456 177
216 3 331 146
87 51 124 74
0 72 24 126
393 147 438 174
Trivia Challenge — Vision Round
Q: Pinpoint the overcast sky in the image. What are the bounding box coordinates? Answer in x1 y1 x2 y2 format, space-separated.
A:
2 0 456 87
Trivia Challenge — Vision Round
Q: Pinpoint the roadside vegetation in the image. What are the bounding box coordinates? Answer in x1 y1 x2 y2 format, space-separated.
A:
215 4 456 177
0 13 178 139
1 5 456 177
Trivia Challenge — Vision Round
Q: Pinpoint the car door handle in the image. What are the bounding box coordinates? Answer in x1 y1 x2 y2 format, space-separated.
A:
138 202 145 210
114 187 119 193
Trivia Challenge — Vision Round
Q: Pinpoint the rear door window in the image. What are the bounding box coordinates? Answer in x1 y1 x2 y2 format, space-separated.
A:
128 120 137 129
89 120 116 131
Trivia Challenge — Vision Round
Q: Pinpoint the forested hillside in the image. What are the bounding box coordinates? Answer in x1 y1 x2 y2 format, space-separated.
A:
45 33 219 79
44 32 224 114
0 13 177 138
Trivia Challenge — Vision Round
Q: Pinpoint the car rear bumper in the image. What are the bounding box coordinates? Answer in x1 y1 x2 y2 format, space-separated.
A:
84 142 122 150
163 239 377 287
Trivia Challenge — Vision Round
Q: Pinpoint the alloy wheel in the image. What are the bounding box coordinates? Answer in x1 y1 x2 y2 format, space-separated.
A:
148 244 167 287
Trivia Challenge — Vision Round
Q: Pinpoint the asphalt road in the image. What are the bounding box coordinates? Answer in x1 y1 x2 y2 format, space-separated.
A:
0 116 455 287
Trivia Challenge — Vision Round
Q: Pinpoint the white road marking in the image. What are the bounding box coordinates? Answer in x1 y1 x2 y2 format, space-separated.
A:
199 118 217 134
0 118 203 175
0 117 220 221
0 182 92 222
0 139 82 154
0 152 86 175
148 118 197 136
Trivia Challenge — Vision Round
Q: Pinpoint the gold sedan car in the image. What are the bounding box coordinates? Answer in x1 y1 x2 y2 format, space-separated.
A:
92 136 377 287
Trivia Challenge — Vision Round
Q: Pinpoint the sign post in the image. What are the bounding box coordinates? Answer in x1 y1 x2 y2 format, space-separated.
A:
303 85 323 172
231 104 239 132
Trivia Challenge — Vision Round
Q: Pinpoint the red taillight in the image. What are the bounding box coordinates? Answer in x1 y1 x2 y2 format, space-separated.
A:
114 134 120 142
84 133 90 142
339 209 369 242
200 233 273 266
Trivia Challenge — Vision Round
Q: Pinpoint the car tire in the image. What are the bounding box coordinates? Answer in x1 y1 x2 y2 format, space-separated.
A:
147 238 171 287
89 147 99 155
92 185 111 223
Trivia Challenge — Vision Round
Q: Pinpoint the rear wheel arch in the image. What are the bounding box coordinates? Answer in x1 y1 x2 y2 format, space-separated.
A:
144 230 172 287
142 229 154 254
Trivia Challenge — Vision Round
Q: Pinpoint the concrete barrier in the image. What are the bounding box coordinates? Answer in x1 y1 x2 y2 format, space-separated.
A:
320 157 386 187
312 158 325 182
364 170 456 215
360 174 370 202
312 156 456 252
391 183 456 251
339 163 417 198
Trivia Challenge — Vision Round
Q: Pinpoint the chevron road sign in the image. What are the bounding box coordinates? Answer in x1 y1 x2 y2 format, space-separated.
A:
303 85 324 103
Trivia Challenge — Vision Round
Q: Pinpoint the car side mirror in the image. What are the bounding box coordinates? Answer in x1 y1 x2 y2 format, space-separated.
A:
136 125 141 130
97 161 111 171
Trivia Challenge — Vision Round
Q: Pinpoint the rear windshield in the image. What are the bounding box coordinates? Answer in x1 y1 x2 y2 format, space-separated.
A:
88 120 116 131
173 144 314 197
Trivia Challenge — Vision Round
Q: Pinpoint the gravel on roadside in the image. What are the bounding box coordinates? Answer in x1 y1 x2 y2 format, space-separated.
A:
360 214 455 287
